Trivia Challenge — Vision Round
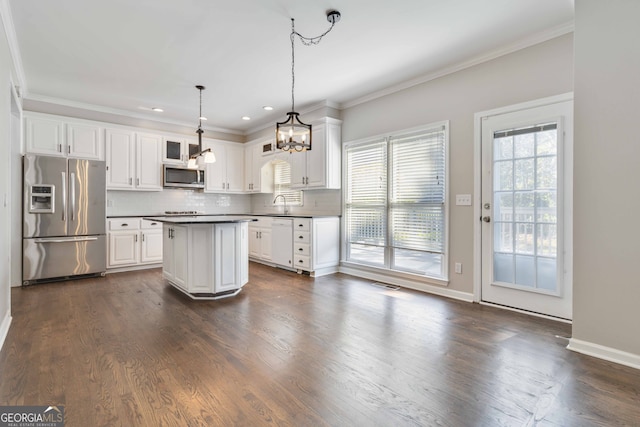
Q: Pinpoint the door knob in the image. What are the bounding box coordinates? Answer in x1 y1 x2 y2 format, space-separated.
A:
482 216 491 223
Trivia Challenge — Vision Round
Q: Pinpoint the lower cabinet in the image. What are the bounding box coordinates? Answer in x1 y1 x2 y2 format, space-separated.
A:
107 218 163 269
249 217 273 261
293 217 340 276
162 222 248 296
248 215 339 277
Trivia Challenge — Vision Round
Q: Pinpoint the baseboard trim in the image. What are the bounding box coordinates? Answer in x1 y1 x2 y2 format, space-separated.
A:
338 266 474 302
567 338 640 370
0 309 12 354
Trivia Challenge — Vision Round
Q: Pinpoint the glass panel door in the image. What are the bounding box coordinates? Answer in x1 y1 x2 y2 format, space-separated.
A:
480 100 572 320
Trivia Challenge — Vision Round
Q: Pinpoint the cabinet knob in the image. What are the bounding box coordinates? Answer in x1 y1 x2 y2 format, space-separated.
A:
298 235 303 239
122 223 128 227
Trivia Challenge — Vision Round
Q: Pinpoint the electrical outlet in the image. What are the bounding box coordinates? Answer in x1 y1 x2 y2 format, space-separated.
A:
455 262 462 274
107 199 113 207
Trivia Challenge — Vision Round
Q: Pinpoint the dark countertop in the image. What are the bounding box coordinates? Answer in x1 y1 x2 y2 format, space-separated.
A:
143 215 258 224
108 213 340 219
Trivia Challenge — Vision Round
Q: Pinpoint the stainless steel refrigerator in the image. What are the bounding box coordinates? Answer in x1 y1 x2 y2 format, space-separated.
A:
23 154 106 284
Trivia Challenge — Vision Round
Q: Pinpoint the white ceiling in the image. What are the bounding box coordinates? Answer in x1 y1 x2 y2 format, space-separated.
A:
8 0 574 135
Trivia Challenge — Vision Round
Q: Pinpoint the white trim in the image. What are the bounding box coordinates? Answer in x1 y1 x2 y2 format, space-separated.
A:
105 264 161 274
25 93 244 136
0 0 27 94
0 310 12 353
339 264 473 303
473 92 574 303
341 22 574 110
568 338 640 371
479 301 571 324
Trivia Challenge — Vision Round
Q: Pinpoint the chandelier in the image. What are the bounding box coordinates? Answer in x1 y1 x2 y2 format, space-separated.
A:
187 85 216 169
276 11 341 152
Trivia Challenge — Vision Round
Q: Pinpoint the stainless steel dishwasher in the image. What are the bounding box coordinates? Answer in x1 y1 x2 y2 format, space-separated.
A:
271 218 293 269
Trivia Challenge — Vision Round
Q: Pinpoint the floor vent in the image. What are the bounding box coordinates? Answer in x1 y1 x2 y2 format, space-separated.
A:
370 282 400 291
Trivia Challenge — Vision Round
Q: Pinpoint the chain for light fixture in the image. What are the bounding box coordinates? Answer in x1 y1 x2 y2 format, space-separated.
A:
276 11 341 153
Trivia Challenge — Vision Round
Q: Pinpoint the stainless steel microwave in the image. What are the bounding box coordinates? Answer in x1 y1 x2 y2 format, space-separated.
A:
163 165 205 189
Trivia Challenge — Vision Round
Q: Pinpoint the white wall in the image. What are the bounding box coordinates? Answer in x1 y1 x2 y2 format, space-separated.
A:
572 0 640 358
0 0 17 349
341 34 574 295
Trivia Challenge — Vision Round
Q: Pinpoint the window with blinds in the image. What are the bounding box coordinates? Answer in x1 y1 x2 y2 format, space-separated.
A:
273 160 303 206
344 123 448 278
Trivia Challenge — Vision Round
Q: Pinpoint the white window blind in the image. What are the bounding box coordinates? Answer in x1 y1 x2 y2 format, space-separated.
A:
345 140 387 247
390 128 446 254
273 160 302 206
344 123 448 279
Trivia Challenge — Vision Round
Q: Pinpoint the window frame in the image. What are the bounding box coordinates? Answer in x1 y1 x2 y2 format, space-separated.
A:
342 121 450 282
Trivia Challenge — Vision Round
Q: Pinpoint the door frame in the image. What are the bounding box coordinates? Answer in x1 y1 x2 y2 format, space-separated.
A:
473 93 573 318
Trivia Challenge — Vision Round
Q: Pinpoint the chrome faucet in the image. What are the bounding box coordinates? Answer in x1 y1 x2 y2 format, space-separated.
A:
273 194 288 215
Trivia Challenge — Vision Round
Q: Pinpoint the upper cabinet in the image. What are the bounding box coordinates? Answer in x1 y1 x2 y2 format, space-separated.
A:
244 139 274 193
289 117 342 190
25 112 104 160
204 140 245 193
106 129 163 191
163 137 200 165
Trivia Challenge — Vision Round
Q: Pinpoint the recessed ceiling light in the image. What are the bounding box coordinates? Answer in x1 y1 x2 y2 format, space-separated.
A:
242 116 251 121
263 106 273 111
151 107 163 112
199 116 208 121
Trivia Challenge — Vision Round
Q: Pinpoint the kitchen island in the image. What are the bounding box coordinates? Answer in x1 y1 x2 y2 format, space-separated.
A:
144 216 256 300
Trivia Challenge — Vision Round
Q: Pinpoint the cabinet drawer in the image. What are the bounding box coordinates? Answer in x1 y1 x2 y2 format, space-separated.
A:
294 254 310 269
294 243 310 256
294 218 311 231
141 219 162 229
294 231 310 243
108 218 141 230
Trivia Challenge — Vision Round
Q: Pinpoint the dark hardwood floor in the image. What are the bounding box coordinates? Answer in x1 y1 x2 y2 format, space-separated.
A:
1 263 639 426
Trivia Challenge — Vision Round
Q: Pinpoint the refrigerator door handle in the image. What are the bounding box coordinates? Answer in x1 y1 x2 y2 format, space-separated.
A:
61 172 67 221
70 172 76 221
32 236 99 243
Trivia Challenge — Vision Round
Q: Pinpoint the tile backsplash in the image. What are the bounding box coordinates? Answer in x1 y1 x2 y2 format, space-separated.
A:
107 189 342 217
107 190 251 216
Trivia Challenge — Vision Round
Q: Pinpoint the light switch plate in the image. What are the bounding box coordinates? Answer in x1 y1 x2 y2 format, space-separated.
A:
456 194 472 206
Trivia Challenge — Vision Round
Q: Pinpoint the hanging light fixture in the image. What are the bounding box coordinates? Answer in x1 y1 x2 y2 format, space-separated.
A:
187 85 216 169
276 10 341 153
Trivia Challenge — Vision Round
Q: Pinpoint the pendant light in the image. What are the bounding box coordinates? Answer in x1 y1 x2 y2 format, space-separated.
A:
188 85 216 169
276 11 341 153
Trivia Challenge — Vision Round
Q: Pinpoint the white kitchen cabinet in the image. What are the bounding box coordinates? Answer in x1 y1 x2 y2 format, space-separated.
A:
163 224 188 289
140 220 163 263
292 216 340 276
107 218 163 269
214 223 244 293
249 216 273 262
25 113 104 160
204 140 245 193
162 137 200 165
290 118 342 190
163 222 248 296
106 129 163 191
244 139 274 193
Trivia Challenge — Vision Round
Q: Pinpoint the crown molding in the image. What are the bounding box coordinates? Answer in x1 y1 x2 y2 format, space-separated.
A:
25 92 245 135
0 0 27 94
340 20 575 110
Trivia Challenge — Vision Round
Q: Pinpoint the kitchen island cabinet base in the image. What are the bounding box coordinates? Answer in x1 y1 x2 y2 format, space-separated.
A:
143 217 254 299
